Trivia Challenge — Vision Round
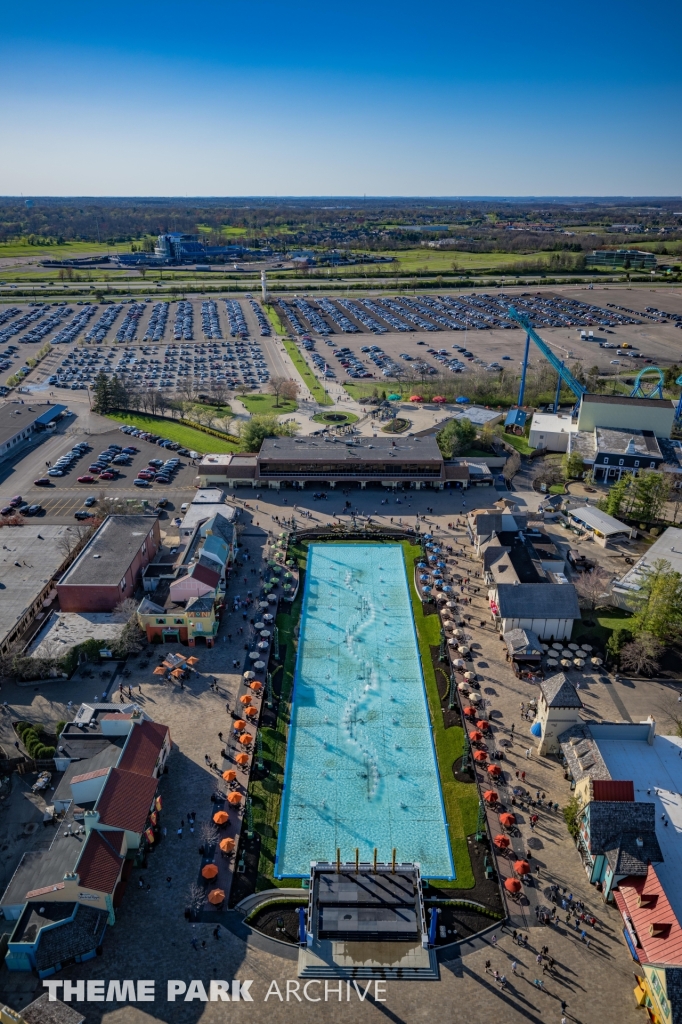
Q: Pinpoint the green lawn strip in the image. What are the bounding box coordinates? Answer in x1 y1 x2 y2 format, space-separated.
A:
240 394 298 416
571 608 633 648
107 411 240 454
252 543 307 890
400 541 477 888
263 305 288 336
282 340 333 406
500 432 534 456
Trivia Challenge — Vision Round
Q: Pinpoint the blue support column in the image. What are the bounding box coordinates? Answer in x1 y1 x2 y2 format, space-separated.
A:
517 332 530 407
554 362 564 412
428 907 440 946
298 907 307 945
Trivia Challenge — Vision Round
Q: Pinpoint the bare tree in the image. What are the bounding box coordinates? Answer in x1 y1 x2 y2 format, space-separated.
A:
185 883 206 917
113 597 139 622
267 376 294 408
502 451 521 483
573 567 613 616
198 820 220 846
620 634 663 677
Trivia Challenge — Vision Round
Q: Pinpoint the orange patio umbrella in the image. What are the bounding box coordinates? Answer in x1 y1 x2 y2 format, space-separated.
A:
476 720 490 731
227 792 242 806
233 719 247 731
469 730 483 743
235 752 249 766
486 764 502 777
499 812 516 827
213 810 229 825
504 878 521 894
463 706 477 717
483 790 499 804
473 750 488 762
249 681 263 692
208 888 225 905
514 860 530 875
153 666 166 676
171 668 184 679
493 834 510 849
201 863 219 879
186 656 199 666
222 770 237 782
244 706 258 718
239 733 253 746
239 695 253 706
219 837 236 853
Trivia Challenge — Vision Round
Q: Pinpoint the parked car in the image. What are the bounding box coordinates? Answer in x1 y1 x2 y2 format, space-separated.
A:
74 509 94 520
34 478 51 486
77 475 95 483
84 496 97 507
133 478 150 487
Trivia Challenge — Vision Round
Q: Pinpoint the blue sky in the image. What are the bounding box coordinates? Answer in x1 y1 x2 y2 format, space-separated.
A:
1 0 680 196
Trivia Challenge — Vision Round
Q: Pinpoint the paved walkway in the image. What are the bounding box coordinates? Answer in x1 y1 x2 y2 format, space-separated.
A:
0 491 659 1023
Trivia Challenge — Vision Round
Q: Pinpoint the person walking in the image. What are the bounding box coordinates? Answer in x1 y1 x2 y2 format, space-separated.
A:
166 876 172 888
511 960 518 975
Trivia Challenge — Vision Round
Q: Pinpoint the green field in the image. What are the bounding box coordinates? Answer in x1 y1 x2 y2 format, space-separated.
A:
500 431 534 456
0 240 133 260
239 393 298 416
282 340 333 406
382 249 556 273
107 412 240 453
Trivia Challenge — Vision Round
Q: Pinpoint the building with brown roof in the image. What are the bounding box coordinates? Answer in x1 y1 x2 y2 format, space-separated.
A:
117 719 170 778
89 768 159 842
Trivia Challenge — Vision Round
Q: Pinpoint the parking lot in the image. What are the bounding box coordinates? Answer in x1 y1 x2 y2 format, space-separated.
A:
0 297 277 394
277 286 682 387
0 426 198 524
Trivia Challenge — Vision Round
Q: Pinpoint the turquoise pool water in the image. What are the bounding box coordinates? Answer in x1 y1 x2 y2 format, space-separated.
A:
275 543 454 879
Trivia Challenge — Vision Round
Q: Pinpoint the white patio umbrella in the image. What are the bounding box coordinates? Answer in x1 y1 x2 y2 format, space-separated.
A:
254 622 265 630
248 652 259 661
581 644 593 652
243 671 255 680
254 660 265 669
573 658 585 669
545 657 558 667
567 643 580 651
552 643 563 651
560 659 572 667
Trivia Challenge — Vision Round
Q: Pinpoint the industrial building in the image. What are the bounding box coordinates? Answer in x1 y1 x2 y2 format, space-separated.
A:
57 516 160 613
113 233 268 268
585 249 657 270
0 403 68 465
611 527 682 610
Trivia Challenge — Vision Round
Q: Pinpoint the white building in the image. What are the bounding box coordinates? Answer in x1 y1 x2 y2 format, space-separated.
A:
611 527 682 610
529 411 578 452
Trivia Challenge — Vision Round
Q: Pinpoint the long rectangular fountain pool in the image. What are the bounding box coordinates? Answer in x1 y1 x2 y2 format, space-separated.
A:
275 543 454 879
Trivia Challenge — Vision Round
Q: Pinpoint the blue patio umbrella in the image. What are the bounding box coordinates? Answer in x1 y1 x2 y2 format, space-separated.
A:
423 533 433 539
387 394 401 401
530 721 542 738
423 586 432 594
442 586 452 593
437 560 446 568
420 574 430 582
456 396 469 404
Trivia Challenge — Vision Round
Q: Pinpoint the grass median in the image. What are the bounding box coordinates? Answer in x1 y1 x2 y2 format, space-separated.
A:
107 411 240 454
282 340 333 406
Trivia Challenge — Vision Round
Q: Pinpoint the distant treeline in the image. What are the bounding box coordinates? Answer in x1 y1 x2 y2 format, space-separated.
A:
0 198 680 253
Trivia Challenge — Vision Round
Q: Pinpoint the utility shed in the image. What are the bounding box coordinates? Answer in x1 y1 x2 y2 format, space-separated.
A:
568 506 634 547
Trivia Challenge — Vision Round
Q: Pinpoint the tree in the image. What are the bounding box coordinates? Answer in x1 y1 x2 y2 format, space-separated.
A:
630 558 682 642
562 451 584 479
198 821 220 846
532 459 563 489
630 470 671 523
573 566 612 615
600 475 631 519
267 376 299 408
586 365 601 393
436 417 476 458
239 415 298 452
502 450 521 482
92 371 111 414
619 633 663 676
606 625 634 665
185 883 206 919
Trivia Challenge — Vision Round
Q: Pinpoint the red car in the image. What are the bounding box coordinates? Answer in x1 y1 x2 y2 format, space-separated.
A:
98 471 116 480
77 475 95 483
137 470 155 480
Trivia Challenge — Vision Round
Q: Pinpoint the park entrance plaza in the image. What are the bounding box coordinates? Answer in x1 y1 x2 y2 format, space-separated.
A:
0 484 659 1024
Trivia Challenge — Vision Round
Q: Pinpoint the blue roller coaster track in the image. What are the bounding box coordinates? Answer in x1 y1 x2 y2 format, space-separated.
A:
507 306 587 413
629 365 665 400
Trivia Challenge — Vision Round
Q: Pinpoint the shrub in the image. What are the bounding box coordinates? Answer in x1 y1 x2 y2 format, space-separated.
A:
55 721 66 739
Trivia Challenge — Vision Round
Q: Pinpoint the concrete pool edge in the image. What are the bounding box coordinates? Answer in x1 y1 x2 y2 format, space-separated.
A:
273 541 455 881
